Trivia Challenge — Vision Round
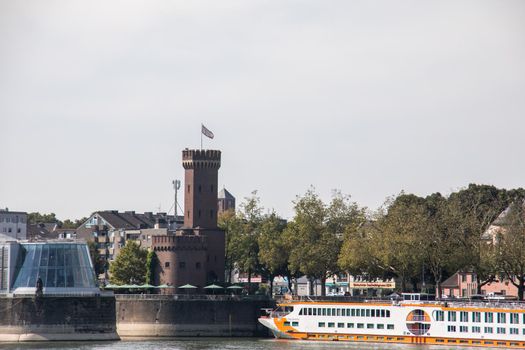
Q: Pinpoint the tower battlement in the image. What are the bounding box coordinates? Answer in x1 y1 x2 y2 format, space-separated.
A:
182 149 221 169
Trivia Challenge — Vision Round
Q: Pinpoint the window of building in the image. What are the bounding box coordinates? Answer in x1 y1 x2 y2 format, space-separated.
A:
472 326 480 333
284 321 290 326
328 323 335 328
510 328 519 335
357 323 364 329
381 310 385 317
8 228 11 233
210 210 213 218
484 327 493 334
485 312 493 323
386 310 391 317
318 322 325 327
351 309 355 316
336 309 340 316
460 311 468 322
447 325 456 332
462 274 466 282
322 308 326 316
377 324 384 329
460 326 468 333
196 262 201 269
179 262 186 268
497 327 505 334
510 313 519 324
387 324 394 330
367 324 374 329
164 262 170 268
497 312 506 324
338 323 344 328
448 311 456 322
347 323 354 328
292 322 299 327
188 185 190 193
472 312 481 323
198 185 201 193
198 210 201 218
313 308 317 316
366 309 370 317
371 309 375 317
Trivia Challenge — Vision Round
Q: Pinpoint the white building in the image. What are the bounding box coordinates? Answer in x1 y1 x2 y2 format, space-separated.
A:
0 208 27 241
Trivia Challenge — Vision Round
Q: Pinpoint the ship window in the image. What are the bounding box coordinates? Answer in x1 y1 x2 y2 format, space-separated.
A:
322 308 326 316
472 326 481 333
313 308 317 316
327 308 331 316
284 321 290 326
371 309 375 317
318 322 325 327
497 313 506 324
460 311 468 322
377 324 384 329
347 323 354 328
366 309 370 317
356 309 360 317
387 324 394 330
376 309 380 317
338 323 344 328
433 310 444 321
386 310 390 318
447 325 456 332
336 309 340 316
351 309 355 316
448 311 456 322
497 327 505 334
332 308 336 316
292 322 299 327
510 328 519 335
308 308 312 316
485 312 493 323
341 309 346 316
367 324 374 329
361 309 365 316
472 312 481 323
460 326 468 332
510 313 519 324
328 322 335 328
357 323 364 329
484 327 493 333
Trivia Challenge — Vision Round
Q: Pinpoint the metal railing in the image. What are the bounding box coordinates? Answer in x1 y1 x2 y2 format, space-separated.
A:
114 294 270 301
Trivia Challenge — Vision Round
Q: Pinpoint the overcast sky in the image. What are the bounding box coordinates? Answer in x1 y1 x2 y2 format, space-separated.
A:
1 0 524 220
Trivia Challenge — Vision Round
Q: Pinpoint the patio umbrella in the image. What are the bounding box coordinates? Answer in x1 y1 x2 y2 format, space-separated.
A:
226 285 243 289
204 284 224 294
178 284 198 289
128 284 141 289
156 284 175 288
140 283 155 289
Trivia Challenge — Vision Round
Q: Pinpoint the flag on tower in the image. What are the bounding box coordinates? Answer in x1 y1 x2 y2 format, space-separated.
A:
201 124 214 139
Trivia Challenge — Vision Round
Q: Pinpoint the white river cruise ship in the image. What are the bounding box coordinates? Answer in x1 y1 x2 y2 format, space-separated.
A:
259 293 525 348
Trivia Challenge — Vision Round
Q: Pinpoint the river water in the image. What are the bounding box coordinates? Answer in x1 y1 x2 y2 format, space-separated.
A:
0 338 481 350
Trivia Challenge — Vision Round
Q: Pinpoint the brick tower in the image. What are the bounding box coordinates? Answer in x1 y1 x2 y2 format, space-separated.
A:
181 149 225 282
182 149 221 228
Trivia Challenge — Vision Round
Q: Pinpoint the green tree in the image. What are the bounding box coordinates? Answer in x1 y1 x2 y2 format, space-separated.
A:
109 241 148 285
257 212 288 295
62 217 88 229
446 184 512 292
495 201 525 300
28 212 60 225
145 250 158 286
221 191 263 292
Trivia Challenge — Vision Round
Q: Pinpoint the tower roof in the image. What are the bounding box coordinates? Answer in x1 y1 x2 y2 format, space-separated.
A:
218 188 235 200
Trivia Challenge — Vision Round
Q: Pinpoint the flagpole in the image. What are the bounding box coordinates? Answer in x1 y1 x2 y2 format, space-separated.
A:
200 124 203 150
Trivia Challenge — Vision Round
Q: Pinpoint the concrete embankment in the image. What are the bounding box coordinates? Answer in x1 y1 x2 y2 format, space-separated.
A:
0 294 119 341
116 295 275 338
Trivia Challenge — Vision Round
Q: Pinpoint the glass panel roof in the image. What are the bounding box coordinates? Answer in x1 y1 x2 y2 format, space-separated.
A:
12 243 96 289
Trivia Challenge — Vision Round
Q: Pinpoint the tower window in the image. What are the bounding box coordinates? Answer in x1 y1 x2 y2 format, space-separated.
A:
187 210 190 218
198 185 201 193
188 185 190 193
198 210 201 218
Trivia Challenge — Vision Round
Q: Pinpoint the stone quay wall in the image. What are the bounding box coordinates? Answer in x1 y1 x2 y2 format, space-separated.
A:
0 294 119 342
116 295 275 338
